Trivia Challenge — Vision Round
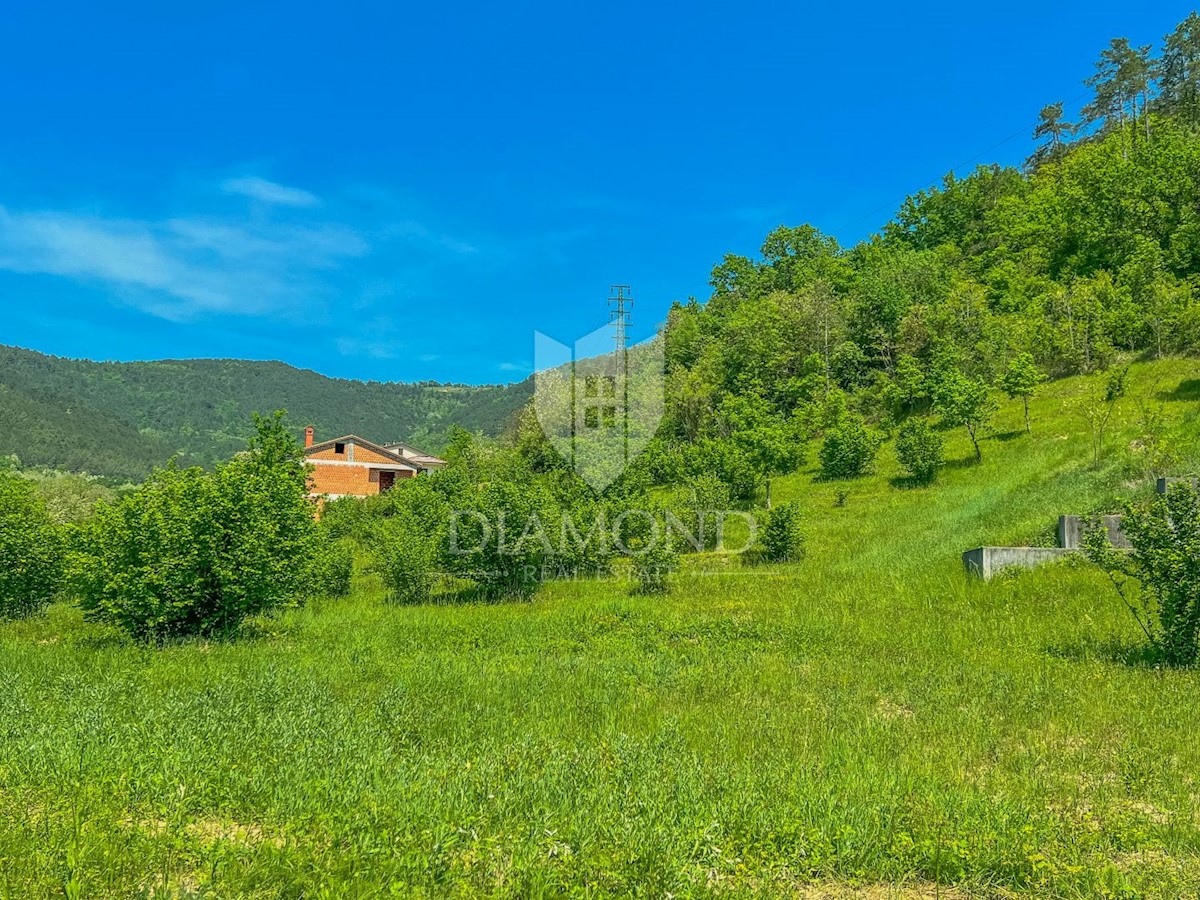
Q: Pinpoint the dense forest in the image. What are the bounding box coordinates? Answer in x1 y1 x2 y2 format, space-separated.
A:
0 346 532 481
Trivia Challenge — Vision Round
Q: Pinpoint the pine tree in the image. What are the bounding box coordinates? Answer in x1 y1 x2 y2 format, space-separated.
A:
1027 102 1076 169
1158 13 1200 128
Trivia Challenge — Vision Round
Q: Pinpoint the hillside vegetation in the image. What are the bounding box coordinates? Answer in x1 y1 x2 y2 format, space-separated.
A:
614 16 1200 499
0 360 1198 897
0 345 531 480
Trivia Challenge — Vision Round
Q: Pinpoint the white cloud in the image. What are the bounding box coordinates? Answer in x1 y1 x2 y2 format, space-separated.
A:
221 176 321 208
0 174 482 326
0 205 367 320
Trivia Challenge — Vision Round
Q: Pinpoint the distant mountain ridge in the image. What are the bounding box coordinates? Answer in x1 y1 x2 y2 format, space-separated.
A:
0 345 532 481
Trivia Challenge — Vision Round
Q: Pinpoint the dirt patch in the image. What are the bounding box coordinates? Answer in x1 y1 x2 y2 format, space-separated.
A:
185 818 285 849
120 814 285 849
701 869 975 898
793 885 973 899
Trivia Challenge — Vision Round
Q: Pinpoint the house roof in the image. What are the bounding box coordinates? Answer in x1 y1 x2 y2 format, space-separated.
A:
305 435 422 470
409 455 447 466
382 440 447 466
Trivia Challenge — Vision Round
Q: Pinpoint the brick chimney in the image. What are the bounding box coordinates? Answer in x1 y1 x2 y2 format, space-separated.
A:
304 426 315 448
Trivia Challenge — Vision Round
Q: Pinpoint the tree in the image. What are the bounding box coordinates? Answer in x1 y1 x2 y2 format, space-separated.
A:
719 394 804 508
1074 365 1128 466
374 513 438 604
1082 38 1154 146
758 225 852 293
1086 483 1200 667
1158 13 1200 128
442 479 555 599
998 353 1045 433
629 526 679 595
1027 103 1076 169
932 367 997 462
894 418 944 484
71 413 318 641
0 470 62 619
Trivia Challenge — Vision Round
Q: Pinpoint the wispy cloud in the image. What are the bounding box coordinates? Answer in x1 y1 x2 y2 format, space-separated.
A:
0 206 367 320
221 176 321 208
0 172 488 341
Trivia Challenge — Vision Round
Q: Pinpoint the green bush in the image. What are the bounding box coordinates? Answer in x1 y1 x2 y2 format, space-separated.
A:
306 534 354 599
819 418 880 480
318 496 373 542
374 514 438 604
444 480 554 599
0 471 62 618
761 502 805 562
1086 482 1200 667
72 413 317 641
667 474 731 552
629 529 679 595
894 418 944 484
553 501 615 577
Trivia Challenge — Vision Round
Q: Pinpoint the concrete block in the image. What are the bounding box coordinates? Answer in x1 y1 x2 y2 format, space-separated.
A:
1057 515 1129 550
1157 476 1199 495
963 546 1075 580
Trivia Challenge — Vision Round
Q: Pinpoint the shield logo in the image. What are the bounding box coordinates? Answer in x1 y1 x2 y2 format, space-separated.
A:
534 290 665 492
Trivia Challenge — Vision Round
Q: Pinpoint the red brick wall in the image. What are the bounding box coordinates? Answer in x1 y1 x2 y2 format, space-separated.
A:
306 440 417 498
309 462 377 497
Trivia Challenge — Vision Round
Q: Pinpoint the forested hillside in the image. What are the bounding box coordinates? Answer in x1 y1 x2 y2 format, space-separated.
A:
0 345 531 480
622 15 1200 492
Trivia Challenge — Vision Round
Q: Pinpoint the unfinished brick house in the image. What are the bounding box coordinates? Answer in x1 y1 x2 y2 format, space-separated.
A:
303 427 446 500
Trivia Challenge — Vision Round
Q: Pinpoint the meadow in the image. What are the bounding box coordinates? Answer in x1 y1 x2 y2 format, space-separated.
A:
1 360 1198 898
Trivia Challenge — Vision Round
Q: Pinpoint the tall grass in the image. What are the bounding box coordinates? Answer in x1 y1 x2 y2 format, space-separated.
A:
0 359 1197 897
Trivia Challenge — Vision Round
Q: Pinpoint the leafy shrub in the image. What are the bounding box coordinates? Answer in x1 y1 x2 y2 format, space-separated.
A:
894 418 944 484
374 514 438 604
444 480 553 599
629 529 679 595
0 471 62 618
761 502 805 562
679 438 759 502
830 340 868 389
819 418 880 480
553 501 615 577
318 496 374 542
72 413 317 641
664 474 731 552
1085 483 1200 666
306 534 354 599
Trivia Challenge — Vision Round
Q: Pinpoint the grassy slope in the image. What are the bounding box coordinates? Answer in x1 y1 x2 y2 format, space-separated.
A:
0 360 1198 898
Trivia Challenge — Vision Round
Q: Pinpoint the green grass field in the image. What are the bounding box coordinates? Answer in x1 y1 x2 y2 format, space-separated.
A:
1 360 1199 898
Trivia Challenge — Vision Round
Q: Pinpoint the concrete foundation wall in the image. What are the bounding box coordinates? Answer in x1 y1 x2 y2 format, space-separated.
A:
1057 515 1130 550
963 546 1075 580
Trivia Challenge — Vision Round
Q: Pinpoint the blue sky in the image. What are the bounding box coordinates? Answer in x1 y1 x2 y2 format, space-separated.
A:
0 1 1190 384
